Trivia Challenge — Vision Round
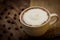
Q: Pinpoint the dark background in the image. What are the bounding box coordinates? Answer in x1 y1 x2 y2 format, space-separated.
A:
0 0 60 40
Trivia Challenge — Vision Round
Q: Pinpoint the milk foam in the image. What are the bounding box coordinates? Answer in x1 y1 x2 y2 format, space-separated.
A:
23 9 48 26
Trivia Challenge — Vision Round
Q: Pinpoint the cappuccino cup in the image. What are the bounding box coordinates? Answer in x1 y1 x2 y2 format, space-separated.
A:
19 6 58 36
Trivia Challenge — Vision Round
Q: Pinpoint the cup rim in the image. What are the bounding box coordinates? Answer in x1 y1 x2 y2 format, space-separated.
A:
20 6 51 27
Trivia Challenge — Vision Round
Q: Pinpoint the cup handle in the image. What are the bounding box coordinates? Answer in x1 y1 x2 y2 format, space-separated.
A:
50 13 59 25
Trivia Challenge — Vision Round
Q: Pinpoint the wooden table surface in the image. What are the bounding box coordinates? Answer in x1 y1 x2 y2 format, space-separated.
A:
30 0 60 36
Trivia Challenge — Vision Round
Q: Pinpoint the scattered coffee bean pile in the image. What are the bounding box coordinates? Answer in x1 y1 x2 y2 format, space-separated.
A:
0 0 30 40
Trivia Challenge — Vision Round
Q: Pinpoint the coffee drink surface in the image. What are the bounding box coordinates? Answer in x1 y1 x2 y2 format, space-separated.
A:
22 8 49 27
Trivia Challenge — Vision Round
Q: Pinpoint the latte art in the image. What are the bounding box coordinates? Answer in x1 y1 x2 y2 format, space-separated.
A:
23 8 48 26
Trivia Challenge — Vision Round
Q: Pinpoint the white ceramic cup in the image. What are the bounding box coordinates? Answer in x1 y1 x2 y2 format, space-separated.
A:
19 6 58 36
